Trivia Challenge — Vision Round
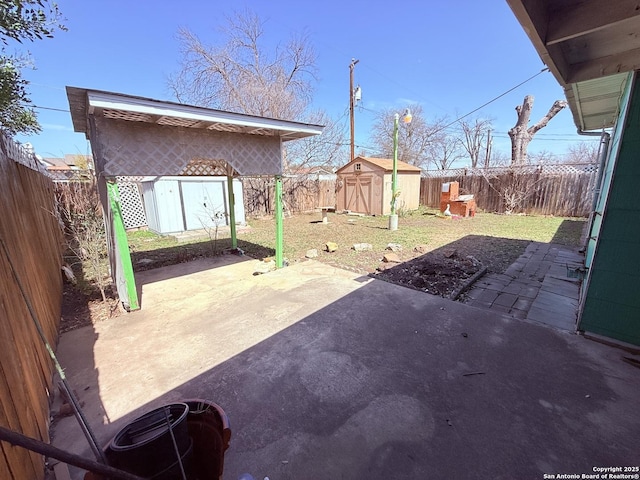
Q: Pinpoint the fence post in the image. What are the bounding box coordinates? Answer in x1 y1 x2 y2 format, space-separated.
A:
275 176 284 268
107 181 139 311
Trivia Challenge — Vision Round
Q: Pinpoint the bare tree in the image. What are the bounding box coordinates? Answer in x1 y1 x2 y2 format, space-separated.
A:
370 105 434 168
508 95 567 165
428 128 465 170
169 10 347 169
564 141 600 164
459 116 493 168
489 150 511 167
169 9 317 119
285 109 347 171
528 149 557 165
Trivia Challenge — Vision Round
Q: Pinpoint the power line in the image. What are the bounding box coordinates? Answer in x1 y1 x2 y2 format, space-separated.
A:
354 68 549 128
427 68 550 136
33 105 69 113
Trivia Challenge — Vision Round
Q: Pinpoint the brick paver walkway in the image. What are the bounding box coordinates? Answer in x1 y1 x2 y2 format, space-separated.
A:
464 242 584 331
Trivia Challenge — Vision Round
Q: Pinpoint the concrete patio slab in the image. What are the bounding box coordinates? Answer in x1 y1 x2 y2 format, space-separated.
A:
51 255 640 480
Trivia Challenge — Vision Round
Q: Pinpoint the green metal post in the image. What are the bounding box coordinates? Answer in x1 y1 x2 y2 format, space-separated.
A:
391 113 399 215
107 182 139 311
227 176 237 249
275 175 284 268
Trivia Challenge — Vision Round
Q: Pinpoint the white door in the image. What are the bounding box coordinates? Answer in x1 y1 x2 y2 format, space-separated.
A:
181 180 227 231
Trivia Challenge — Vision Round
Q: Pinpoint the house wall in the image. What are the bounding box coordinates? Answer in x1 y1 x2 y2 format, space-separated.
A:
584 75 634 272
0 135 63 479
579 72 640 346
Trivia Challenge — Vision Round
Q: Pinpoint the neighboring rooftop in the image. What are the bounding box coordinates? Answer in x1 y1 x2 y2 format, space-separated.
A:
338 156 422 173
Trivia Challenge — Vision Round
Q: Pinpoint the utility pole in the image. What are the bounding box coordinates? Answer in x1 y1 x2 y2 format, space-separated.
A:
484 128 492 169
349 58 359 162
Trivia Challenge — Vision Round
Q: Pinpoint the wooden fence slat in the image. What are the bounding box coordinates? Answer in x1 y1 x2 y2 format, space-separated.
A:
1 135 63 480
419 164 598 216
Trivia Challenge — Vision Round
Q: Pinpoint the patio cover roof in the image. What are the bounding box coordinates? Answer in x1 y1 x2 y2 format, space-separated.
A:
66 86 324 176
506 0 640 131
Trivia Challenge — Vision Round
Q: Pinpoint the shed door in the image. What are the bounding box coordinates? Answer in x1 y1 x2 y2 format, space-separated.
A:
345 175 372 214
181 180 227 231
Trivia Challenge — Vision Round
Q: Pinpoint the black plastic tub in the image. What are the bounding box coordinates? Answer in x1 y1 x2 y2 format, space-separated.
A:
184 399 231 480
108 402 191 478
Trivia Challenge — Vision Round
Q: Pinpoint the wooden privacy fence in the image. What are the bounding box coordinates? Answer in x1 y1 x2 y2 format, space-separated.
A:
242 176 336 216
0 135 63 480
420 163 599 216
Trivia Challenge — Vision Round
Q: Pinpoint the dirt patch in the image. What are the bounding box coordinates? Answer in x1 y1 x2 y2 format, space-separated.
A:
371 236 530 298
60 283 122 334
374 251 481 297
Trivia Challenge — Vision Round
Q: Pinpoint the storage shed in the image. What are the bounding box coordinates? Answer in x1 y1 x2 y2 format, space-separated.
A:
141 176 245 234
336 156 421 215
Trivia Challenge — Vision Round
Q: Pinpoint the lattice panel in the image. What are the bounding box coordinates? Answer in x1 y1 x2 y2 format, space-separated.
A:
94 117 282 176
103 109 153 123
1 135 47 173
116 181 147 229
422 163 599 178
207 123 244 133
116 175 145 183
180 158 235 176
157 117 201 128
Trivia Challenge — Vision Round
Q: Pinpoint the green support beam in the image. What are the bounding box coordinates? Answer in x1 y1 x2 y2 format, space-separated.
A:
275 176 284 268
227 176 237 249
107 182 139 311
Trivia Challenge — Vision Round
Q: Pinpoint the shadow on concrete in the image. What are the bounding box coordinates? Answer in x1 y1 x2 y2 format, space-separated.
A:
53 257 640 480
373 235 531 298
130 238 275 273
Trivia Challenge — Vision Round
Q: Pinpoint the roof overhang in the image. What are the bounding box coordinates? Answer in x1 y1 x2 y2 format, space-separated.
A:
66 86 324 141
506 0 640 131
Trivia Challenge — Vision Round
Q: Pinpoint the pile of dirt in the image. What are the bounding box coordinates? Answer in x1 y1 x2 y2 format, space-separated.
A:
371 236 529 298
373 250 482 298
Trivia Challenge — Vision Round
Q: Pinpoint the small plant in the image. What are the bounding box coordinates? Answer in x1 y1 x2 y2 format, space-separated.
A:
199 204 227 255
56 174 110 303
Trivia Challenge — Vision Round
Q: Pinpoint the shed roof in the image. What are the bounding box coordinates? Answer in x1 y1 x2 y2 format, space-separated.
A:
337 157 422 174
66 86 324 141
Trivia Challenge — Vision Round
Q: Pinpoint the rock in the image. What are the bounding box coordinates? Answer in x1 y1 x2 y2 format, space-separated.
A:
136 258 154 265
382 252 401 263
352 243 372 252
414 244 429 254
442 248 457 258
254 260 275 275
325 242 338 252
386 243 402 252
57 403 74 417
466 255 481 266
305 248 318 258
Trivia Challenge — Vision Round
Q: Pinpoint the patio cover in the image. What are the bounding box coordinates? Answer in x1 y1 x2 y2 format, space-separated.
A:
66 86 324 310
506 0 640 131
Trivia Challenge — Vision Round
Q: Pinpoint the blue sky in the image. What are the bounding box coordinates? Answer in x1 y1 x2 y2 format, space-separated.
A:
15 0 595 165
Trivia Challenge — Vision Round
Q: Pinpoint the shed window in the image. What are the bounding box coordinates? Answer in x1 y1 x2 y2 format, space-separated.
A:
355 163 361 171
